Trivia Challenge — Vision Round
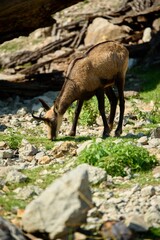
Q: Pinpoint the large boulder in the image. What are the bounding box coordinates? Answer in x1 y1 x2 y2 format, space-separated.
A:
22 165 92 239
84 17 131 46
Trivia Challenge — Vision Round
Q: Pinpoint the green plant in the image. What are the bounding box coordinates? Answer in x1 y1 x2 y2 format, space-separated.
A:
77 139 157 177
7 133 22 149
67 96 109 126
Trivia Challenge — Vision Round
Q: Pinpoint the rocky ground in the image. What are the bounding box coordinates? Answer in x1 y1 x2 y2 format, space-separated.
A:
0 86 160 239
0 1 160 239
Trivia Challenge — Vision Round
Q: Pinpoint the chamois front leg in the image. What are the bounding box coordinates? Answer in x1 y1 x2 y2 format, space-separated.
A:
69 100 83 136
115 77 125 137
105 86 118 132
96 89 110 138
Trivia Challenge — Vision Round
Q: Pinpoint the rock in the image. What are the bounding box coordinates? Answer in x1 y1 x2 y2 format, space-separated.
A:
38 155 51 164
150 127 160 138
0 149 13 159
142 27 152 42
141 186 156 197
148 138 160 148
5 169 28 184
100 220 132 240
0 141 8 149
0 216 27 240
14 185 42 200
22 165 92 239
137 136 148 145
77 140 93 155
153 18 160 31
77 163 107 184
19 140 38 160
0 166 15 177
125 214 148 232
144 208 160 228
153 166 160 179
84 17 131 46
51 141 77 158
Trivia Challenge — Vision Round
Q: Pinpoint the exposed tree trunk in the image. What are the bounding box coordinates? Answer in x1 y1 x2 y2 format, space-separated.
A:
0 0 83 44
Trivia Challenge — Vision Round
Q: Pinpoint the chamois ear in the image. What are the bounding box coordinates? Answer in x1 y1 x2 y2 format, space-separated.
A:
39 98 50 111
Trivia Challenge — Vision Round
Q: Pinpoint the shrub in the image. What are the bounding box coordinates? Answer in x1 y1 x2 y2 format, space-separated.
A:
67 96 109 126
77 140 157 177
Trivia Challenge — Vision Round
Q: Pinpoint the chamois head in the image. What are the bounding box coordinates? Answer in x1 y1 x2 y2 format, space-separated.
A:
32 99 62 140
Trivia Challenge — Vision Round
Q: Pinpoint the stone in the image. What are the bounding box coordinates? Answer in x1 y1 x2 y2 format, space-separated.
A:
142 27 152 42
84 17 131 46
5 169 28 184
150 127 160 138
137 136 148 145
148 138 160 147
141 186 156 197
22 165 92 239
0 216 27 240
38 155 51 164
14 185 42 200
144 209 160 228
51 141 77 158
0 141 7 149
0 149 13 159
153 18 160 31
125 214 148 232
19 140 38 160
77 140 93 155
77 163 107 184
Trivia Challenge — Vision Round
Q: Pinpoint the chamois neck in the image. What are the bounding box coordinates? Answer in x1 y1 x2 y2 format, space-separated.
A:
55 79 80 115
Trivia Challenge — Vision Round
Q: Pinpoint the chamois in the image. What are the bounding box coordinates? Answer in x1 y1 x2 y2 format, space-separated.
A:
32 41 129 140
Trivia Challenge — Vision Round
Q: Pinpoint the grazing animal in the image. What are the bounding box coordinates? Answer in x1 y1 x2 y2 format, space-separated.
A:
32 41 129 140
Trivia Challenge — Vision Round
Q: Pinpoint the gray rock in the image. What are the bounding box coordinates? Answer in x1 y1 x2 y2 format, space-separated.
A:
137 136 148 145
22 165 92 239
125 214 148 232
0 149 13 159
14 185 42 200
6 169 28 184
19 140 38 160
150 127 160 138
0 216 27 240
141 186 156 197
77 163 107 184
148 138 160 147
144 208 160 228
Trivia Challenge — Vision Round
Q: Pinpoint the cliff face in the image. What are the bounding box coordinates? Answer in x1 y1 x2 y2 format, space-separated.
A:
0 0 82 44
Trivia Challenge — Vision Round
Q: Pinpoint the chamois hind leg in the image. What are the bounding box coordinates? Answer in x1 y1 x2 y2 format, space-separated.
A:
69 100 83 136
105 86 118 132
115 76 125 137
95 89 110 138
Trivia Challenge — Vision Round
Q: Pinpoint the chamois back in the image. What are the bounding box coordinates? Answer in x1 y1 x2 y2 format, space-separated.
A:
66 41 129 92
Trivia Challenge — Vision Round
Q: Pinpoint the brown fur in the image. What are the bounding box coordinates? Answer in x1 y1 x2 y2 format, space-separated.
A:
33 41 129 140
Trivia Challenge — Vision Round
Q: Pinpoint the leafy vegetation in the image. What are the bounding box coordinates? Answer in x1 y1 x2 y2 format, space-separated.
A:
67 97 98 126
77 139 157 177
67 95 109 126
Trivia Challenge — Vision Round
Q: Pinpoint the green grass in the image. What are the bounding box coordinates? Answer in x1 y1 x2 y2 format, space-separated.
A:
139 67 160 102
0 163 65 213
77 139 157 177
0 130 55 150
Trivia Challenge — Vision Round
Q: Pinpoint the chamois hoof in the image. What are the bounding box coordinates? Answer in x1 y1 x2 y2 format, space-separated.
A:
102 132 110 138
69 131 76 137
115 130 122 137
